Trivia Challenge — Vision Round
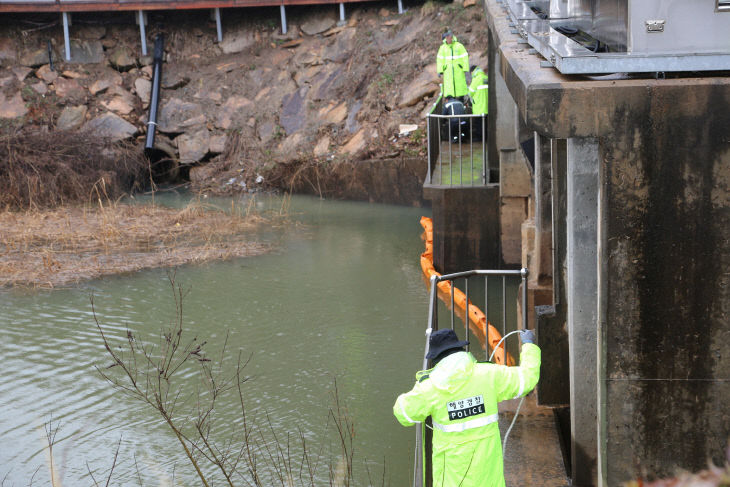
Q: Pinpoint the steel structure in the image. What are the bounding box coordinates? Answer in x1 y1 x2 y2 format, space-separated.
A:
500 0 730 74
1 0 404 60
0 0 380 12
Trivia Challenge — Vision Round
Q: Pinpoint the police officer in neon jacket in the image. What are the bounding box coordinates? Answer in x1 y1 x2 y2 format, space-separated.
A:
437 31 470 100
468 65 488 116
393 328 541 487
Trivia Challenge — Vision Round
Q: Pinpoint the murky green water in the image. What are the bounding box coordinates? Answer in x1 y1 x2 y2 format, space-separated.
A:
0 194 435 486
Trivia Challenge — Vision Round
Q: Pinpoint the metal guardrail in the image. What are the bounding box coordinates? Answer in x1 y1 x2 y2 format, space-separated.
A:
426 113 488 187
6 0 400 60
414 268 529 487
0 0 376 8
425 94 490 187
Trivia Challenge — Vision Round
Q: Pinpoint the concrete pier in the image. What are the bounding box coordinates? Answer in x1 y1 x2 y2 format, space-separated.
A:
480 0 730 483
423 1 730 485
566 138 599 484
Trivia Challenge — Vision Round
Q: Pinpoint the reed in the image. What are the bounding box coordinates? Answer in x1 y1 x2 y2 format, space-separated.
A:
0 130 147 210
0 198 276 288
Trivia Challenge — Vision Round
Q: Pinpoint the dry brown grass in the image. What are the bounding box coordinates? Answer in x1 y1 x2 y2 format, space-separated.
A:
0 130 147 210
0 199 274 288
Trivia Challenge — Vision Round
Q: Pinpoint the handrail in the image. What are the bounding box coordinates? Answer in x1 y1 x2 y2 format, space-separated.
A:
427 113 488 119
432 268 527 280
0 0 375 9
425 111 488 187
413 267 529 487
424 268 528 365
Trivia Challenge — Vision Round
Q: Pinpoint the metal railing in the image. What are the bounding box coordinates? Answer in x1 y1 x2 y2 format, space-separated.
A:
413 268 529 487
0 0 381 9
425 94 490 187
426 113 488 187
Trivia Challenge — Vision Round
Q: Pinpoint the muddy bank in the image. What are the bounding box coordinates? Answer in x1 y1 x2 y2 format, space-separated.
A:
0 201 273 288
285 156 426 205
193 152 427 205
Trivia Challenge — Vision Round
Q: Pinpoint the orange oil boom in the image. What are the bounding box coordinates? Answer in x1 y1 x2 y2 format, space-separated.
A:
419 216 515 366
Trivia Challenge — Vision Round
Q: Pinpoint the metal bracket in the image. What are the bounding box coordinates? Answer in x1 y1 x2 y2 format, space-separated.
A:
645 19 665 33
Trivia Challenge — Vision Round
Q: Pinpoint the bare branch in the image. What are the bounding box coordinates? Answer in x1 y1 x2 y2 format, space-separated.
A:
298 427 315 487
85 461 99 487
93 283 213 487
2 469 11 487
133 453 144 487
194 421 236 487
91 275 365 487
104 436 122 487
27 465 41 487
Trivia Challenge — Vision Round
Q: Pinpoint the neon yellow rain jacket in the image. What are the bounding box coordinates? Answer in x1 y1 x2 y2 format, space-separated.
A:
437 37 469 98
393 344 541 487
469 67 488 115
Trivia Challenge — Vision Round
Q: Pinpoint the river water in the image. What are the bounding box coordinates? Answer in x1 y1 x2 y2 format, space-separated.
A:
0 194 436 486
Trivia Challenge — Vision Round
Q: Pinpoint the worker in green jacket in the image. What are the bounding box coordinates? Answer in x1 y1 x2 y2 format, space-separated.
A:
468 64 488 141
393 328 541 487
468 64 488 115
437 31 470 100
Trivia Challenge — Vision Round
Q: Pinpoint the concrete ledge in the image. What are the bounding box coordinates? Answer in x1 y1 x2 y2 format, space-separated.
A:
500 393 569 486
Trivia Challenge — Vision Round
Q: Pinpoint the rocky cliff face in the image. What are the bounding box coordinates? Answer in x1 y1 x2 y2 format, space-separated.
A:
0 1 486 205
